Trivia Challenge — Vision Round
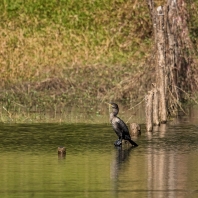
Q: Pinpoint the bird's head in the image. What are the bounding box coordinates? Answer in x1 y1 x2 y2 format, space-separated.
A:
105 102 119 116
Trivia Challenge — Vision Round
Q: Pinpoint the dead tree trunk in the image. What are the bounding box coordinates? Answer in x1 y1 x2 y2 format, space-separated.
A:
145 91 153 132
152 84 160 125
147 0 196 119
156 6 167 123
165 0 195 109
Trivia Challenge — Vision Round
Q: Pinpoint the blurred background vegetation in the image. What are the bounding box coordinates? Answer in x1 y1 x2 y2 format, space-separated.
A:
0 0 197 121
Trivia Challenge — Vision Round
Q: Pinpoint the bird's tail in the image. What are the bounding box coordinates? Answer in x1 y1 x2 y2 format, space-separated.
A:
128 138 138 147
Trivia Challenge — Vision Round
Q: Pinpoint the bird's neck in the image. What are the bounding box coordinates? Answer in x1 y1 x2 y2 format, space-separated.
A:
110 112 118 122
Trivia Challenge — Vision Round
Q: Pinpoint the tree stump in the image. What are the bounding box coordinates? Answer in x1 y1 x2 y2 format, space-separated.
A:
58 146 66 155
152 85 160 126
129 123 141 136
145 91 153 132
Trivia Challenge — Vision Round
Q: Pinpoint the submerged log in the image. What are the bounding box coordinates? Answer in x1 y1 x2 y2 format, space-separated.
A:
58 146 66 155
129 123 141 136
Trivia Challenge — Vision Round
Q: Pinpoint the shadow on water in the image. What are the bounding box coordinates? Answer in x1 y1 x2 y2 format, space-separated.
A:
1 108 198 197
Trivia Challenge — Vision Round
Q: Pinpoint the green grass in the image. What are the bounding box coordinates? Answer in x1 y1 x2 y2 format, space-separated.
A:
0 0 152 83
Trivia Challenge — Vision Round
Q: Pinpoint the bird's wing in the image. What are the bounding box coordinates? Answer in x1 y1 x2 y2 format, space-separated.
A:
113 117 138 146
112 117 123 138
112 117 130 139
117 118 132 140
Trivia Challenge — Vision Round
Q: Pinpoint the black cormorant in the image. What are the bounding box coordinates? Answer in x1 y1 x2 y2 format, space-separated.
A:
106 102 138 147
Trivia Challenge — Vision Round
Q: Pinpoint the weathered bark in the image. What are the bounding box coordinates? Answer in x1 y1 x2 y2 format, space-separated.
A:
146 0 196 118
58 146 66 155
129 123 141 136
152 85 160 126
156 6 167 123
145 91 153 132
165 0 195 106
166 0 179 102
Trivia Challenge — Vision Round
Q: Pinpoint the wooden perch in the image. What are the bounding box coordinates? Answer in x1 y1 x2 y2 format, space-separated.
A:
130 123 141 136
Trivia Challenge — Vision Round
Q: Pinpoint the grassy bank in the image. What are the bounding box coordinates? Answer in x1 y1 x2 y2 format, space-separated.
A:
0 0 198 122
0 0 152 110
0 0 151 83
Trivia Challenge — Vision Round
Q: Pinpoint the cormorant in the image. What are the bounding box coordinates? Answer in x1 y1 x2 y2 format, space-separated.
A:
106 102 138 147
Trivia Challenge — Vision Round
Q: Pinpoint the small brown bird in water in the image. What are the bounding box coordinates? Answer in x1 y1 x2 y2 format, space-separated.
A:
106 102 138 147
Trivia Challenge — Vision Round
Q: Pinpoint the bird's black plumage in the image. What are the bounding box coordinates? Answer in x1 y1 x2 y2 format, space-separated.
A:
107 103 138 147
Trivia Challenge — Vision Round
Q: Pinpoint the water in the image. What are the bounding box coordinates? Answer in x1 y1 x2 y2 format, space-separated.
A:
0 118 198 198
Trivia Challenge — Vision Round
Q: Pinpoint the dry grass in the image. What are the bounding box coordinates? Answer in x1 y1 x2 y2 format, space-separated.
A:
0 0 152 113
0 0 151 86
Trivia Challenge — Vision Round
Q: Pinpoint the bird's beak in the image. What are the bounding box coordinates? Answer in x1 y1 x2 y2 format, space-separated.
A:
105 102 111 106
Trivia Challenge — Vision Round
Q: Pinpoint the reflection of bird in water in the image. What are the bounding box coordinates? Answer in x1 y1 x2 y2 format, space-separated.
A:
110 146 133 183
106 102 138 147
116 146 133 162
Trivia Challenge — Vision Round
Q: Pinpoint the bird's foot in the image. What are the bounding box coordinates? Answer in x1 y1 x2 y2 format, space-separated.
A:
114 139 122 146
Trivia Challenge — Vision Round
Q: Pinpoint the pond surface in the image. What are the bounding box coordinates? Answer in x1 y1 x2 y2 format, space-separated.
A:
0 116 198 198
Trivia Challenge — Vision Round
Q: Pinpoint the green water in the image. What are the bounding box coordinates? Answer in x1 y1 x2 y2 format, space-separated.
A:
0 119 198 198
